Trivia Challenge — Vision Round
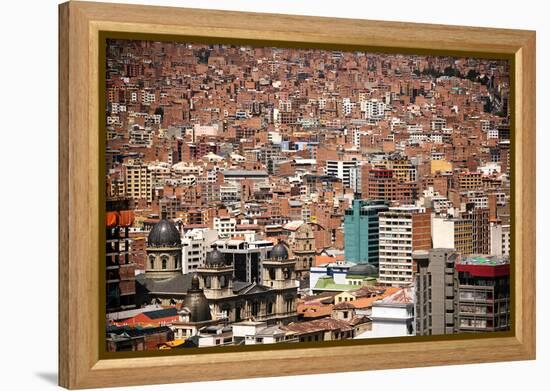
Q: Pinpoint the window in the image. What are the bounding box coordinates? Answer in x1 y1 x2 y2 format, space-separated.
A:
149 256 155 269
252 302 259 316
161 258 167 269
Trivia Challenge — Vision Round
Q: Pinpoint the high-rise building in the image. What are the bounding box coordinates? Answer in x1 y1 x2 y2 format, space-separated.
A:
326 160 359 192
213 216 237 238
106 198 136 313
364 168 417 204
432 216 474 255
461 206 490 254
413 249 459 336
378 206 431 286
181 228 219 273
490 221 511 256
124 160 153 204
456 255 510 332
344 199 389 265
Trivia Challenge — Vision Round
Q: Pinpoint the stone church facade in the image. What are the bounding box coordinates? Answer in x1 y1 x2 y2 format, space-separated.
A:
135 218 298 325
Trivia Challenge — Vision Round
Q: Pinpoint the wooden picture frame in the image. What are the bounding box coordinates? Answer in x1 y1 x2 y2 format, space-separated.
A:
59 1 536 389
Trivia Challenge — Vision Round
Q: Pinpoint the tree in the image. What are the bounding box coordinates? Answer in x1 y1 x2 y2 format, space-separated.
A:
443 66 461 78
466 69 479 81
154 106 164 120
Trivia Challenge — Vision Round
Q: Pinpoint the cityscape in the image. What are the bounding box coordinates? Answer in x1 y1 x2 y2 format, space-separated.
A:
105 39 511 351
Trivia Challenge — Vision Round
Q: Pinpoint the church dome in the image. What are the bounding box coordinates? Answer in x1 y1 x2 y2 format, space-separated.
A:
271 242 289 260
348 263 379 276
147 218 181 247
183 274 212 322
206 247 225 266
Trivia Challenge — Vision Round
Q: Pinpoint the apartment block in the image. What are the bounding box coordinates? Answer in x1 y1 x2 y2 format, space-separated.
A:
124 161 153 204
378 206 431 286
413 249 459 336
344 199 389 265
456 256 510 332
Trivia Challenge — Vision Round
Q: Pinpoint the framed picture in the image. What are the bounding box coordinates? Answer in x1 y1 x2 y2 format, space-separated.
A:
59 1 536 389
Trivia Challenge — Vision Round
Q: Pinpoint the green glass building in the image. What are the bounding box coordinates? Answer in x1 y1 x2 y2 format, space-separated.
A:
344 199 389 265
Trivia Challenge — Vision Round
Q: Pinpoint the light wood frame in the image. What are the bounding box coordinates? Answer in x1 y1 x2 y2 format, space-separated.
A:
59 1 536 389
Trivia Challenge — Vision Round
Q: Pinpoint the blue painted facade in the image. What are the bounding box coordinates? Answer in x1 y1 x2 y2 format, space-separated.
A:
344 199 389 264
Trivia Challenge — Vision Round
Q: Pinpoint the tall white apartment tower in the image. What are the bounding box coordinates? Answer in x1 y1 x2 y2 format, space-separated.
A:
378 206 431 287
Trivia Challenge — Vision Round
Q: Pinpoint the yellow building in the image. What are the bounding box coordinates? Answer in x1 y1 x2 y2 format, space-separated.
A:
124 160 153 204
430 159 452 174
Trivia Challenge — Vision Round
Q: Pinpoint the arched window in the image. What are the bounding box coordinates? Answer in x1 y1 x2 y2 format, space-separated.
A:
283 267 290 279
235 305 242 321
205 276 211 288
251 301 259 316
161 257 168 270
220 275 226 288
285 298 293 313
149 255 155 270
267 301 274 314
221 304 231 319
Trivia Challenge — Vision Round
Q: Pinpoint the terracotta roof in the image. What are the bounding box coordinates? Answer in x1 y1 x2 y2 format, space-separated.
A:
346 287 400 309
378 286 414 304
314 255 335 266
282 318 353 334
297 302 334 319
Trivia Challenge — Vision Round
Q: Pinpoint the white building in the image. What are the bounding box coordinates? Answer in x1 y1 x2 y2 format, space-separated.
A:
480 119 491 132
487 128 499 139
490 222 510 256
220 182 240 203
355 286 415 339
325 160 359 192
342 97 354 115
232 321 290 345
479 162 501 175
213 216 237 238
360 99 386 119
466 191 489 209
181 228 219 273
378 206 429 286
140 90 156 105
128 125 153 147
407 124 423 133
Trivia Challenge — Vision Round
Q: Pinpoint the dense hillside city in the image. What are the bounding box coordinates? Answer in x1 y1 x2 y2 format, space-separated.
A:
105 39 511 351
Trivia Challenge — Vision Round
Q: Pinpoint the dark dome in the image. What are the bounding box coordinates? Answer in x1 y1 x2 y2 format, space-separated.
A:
147 219 181 247
271 242 289 260
206 247 225 266
183 274 212 322
348 263 379 276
